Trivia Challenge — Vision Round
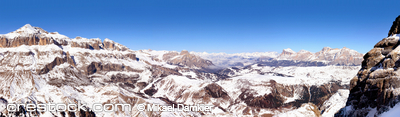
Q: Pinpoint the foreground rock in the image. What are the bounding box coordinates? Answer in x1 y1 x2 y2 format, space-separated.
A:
336 15 400 117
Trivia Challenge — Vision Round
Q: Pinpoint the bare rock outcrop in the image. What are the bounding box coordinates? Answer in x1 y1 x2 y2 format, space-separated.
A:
388 15 400 37
0 24 68 47
85 62 139 75
65 52 75 67
103 38 129 51
0 25 132 53
336 16 400 117
163 50 214 68
277 48 296 60
39 52 76 74
0 37 7 48
125 53 137 60
204 83 228 98
150 65 182 78
0 35 57 47
71 37 103 50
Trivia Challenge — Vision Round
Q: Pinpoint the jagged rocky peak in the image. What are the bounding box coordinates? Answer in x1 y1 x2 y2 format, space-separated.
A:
278 48 296 59
388 15 400 37
283 48 295 53
319 47 341 53
2 24 67 39
321 47 332 51
74 36 83 39
103 38 129 51
14 24 48 34
180 50 189 55
71 37 129 51
335 15 400 117
162 50 214 68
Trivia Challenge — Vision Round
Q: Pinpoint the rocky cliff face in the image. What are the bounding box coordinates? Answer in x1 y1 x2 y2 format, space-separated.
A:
278 48 297 59
335 15 400 117
0 24 129 51
163 50 214 68
388 15 400 37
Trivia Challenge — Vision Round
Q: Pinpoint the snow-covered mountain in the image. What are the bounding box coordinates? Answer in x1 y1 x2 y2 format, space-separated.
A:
191 51 278 68
192 47 363 69
0 24 361 117
276 47 363 66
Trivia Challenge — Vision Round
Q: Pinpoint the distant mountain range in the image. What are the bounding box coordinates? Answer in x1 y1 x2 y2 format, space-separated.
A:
192 46 363 68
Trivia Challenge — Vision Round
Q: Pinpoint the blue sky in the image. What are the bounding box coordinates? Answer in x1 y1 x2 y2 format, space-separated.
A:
0 0 399 54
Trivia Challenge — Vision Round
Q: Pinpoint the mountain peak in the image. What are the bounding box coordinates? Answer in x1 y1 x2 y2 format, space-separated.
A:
22 24 33 29
298 49 310 53
13 24 48 35
321 47 332 51
0 24 133 52
17 24 36 33
104 38 114 42
180 50 189 55
388 15 400 37
283 48 295 53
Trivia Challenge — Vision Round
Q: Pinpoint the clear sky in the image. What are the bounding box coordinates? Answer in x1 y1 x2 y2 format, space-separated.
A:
0 0 399 54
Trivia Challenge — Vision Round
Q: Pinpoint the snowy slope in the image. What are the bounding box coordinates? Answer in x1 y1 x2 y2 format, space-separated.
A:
1 24 69 39
0 24 362 117
321 89 350 117
380 102 400 117
273 103 320 117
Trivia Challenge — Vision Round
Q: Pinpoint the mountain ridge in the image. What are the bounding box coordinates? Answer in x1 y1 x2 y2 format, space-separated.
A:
0 24 361 117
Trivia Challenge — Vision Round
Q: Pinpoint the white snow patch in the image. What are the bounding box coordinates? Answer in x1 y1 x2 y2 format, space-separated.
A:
284 93 299 104
274 103 318 117
321 89 349 117
380 102 400 117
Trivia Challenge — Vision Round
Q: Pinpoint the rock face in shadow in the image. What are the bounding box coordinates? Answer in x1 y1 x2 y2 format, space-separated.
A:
240 90 285 108
388 15 400 37
336 16 400 117
236 80 346 109
39 52 76 74
84 62 142 75
204 83 228 98
85 62 131 75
